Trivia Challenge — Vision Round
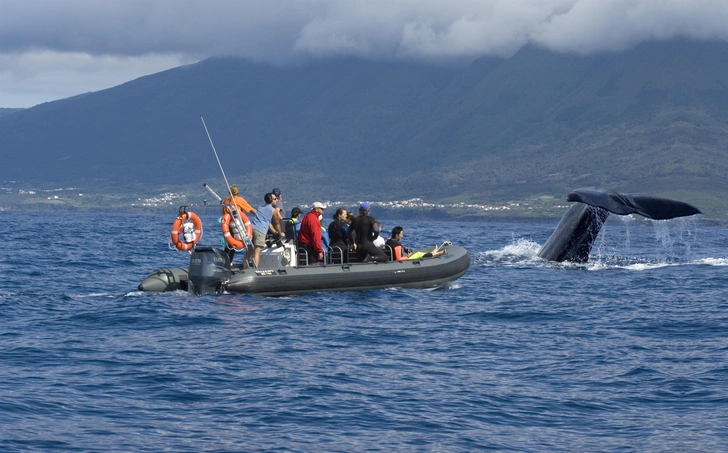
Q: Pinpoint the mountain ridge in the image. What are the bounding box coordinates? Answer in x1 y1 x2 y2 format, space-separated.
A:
2 39 728 217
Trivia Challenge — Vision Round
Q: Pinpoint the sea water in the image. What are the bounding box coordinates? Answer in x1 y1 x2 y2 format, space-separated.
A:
1 210 727 452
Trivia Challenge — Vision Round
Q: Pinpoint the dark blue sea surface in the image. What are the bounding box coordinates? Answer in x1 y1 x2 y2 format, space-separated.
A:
1 210 727 452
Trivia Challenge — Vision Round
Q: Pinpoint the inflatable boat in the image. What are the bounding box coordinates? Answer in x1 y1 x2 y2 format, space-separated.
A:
139 204 468 296
139 242 470 296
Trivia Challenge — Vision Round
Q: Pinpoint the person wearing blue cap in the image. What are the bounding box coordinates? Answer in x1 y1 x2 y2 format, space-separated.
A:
348 202 389 263
271 188 283 210
269 188 284 238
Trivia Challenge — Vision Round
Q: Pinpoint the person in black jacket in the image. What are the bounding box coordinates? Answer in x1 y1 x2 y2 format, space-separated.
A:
385 226 412 261
284 207 302 243
328 208 350 263
348 203 389 263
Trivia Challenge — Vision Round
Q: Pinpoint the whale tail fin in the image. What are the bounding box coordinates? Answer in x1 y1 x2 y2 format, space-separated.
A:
565 189 702 220
538 189 701 263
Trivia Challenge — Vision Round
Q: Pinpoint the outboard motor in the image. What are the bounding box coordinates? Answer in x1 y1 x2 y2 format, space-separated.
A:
188 247 232 295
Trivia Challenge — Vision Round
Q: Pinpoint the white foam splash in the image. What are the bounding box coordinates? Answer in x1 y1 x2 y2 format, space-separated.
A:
621 262 675 271
477 237 542 267
692 257 728 266
423 282 461 291
124 289 194 297
569 257 728 271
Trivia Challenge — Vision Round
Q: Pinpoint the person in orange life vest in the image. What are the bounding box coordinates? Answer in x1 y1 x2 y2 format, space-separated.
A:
222 184 257 262
222 184 256 216
297 202 326 264
385 226 413 261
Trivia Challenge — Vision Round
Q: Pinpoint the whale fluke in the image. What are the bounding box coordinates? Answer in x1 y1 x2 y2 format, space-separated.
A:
565 189 702 220
538 189 702 263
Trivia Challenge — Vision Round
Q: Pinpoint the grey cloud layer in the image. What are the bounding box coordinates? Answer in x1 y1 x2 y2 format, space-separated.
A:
3 0 728 107
3 0 728 61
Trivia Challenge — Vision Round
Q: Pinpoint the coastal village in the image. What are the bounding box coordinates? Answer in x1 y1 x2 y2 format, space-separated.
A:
1 184 571 216
133 193 521 213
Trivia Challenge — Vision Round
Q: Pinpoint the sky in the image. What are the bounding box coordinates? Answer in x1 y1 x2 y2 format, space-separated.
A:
2 0 728 108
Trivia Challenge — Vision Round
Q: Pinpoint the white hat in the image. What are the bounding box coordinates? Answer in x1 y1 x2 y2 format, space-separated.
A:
312 202 326 209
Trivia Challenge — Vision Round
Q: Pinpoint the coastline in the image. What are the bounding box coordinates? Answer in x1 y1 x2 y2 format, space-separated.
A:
1 188 722 220
0 190 569 219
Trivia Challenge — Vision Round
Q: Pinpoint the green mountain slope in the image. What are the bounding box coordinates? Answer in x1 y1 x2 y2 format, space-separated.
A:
0 108 24 119
2 39 728 216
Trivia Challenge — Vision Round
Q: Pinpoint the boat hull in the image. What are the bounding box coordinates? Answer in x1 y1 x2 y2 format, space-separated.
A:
138 245 470 296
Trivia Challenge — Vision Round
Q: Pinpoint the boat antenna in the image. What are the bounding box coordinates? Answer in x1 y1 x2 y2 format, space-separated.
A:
200 118 255 263
203 183 223 203
200 116 234 201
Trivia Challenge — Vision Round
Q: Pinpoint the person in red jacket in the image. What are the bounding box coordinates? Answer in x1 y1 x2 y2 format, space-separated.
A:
297 202 326 264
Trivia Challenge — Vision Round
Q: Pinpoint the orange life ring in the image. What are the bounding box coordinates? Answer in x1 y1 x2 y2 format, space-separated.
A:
170 211 203 251
221 211 253 249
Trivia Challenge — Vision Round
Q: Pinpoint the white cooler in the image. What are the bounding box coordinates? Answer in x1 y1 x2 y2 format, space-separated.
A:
258 244 297 268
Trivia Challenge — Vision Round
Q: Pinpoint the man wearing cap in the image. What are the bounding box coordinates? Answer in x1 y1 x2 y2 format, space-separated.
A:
297 202 326 264
348 203 389 263
245 192 285 268
269 188 284 238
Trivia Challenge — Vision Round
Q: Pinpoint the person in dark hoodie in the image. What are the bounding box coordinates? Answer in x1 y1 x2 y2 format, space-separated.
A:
328 208 349 249
348 203 388 263
284 207 302 243
328 208 350 262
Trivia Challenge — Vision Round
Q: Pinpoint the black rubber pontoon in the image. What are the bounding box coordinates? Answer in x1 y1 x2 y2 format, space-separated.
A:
139 243 470 296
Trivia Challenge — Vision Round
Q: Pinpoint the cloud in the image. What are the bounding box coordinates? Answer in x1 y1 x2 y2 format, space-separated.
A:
397 1 572 59
1 0 728 107
534 0 728 54
0 51 191 108
0 0 315 60
4 0 728 60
